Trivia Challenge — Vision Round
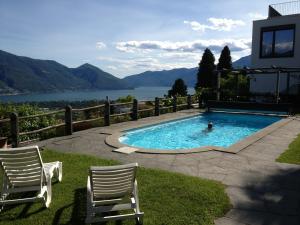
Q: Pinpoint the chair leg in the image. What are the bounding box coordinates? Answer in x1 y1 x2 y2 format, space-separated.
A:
85 176 94 224
85 210 95 225
135 216 143 225
44 176 52 208
57 162 62 182
0 177 9 212
85 203 95 224
0 194 7 213
85 216 93 225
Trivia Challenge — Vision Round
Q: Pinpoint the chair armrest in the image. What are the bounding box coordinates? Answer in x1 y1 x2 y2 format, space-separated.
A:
86 176 94 207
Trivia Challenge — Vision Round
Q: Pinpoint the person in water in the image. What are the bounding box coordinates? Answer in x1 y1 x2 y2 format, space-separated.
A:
208 121 213 130
202 121 213 134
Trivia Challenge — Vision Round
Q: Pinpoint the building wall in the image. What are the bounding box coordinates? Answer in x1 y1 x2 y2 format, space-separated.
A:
249 73 299 94
251 14 300 93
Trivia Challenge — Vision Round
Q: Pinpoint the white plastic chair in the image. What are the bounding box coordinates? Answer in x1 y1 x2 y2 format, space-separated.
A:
0 146 62 209
85 163 143 224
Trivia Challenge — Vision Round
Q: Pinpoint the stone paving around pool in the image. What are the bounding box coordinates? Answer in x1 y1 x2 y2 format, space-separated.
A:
37 109 300 225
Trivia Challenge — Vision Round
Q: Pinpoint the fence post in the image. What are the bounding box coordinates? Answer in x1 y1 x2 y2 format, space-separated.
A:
104 100 110 126
65 105 73 135
155 97 160 116
172 96 177 112
10 112 19 147
187 95 192 109
132 99 138 120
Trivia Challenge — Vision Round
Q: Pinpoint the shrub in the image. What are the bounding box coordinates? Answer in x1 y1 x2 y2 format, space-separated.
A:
0 104 59 142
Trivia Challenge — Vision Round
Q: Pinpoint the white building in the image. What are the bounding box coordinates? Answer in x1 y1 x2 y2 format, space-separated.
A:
250 1 300 94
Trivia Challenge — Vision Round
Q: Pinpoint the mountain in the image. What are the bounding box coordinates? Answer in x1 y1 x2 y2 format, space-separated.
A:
123 68 198 87
0 50 130 95
123 55 251 88
232 55 251 68
71 63 131 90
0 50 85 94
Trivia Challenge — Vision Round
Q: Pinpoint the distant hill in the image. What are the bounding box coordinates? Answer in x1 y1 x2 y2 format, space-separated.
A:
232 55 251 68
0 50 130 95
71 63 131 90
123 68 198 87
123 55 251 87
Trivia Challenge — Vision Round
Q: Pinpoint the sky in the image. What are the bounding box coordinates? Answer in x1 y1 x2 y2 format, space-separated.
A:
0 0 286 78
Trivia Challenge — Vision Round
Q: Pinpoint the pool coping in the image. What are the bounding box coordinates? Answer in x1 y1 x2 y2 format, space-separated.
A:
105 112 293 154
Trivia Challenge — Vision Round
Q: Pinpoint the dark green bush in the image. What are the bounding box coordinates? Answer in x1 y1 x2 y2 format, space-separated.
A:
0 104 60 142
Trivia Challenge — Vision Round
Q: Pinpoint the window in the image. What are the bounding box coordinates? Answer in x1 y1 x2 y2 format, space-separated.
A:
261 31 273 57
260 25 295 58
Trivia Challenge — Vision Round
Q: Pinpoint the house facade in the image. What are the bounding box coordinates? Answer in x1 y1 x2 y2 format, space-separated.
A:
250 1 300 94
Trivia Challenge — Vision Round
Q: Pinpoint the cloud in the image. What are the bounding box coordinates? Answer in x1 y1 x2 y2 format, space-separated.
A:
96 42 106 49
248 12 265 20
107 65 118 70
183 21 207 32
208 18 246 31
184 18 245 33
97 56 195 71
158 52 202 61
115 39 251 53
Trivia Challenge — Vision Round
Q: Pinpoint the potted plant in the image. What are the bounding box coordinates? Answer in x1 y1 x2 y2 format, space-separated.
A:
0 137 7 148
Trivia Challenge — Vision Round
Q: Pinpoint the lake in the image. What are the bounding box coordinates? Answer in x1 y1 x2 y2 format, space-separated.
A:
0 87 195 103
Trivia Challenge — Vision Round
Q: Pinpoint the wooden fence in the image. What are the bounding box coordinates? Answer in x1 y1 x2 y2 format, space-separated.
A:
0 95 198 147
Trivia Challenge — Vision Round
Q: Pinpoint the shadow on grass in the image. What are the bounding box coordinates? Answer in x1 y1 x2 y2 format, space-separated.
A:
230 167 300 225
52 188 127 225
52 188 86 225
0 192 47 222
17 202 45 219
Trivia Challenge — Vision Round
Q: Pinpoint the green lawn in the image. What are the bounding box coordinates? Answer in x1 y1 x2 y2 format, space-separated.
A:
0 150 230 225
277 133 300 165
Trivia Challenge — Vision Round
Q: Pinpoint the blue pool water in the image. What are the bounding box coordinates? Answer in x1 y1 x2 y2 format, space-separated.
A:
119 112 281 150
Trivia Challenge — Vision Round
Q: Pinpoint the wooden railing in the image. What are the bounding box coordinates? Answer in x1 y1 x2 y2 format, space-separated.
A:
1 95 198 147
0 118 11 123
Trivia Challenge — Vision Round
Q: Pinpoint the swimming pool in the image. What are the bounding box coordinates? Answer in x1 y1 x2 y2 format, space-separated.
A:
119 112 281 150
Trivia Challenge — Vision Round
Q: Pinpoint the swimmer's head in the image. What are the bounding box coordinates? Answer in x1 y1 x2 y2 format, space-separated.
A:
208 122 213 129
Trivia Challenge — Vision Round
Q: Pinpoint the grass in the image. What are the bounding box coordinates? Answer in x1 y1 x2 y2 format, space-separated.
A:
277 133 300 165
0 150 230 225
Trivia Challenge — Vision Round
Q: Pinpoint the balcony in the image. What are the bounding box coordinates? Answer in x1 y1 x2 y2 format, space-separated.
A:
269 1 300 17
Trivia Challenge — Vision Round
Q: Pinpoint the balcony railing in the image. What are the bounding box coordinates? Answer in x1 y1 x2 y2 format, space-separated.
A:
269 1 300 17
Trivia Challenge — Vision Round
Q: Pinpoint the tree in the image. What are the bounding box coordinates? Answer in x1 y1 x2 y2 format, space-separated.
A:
221 73 250 100
168 79 187 97
195 48 216 89
217 46 232 77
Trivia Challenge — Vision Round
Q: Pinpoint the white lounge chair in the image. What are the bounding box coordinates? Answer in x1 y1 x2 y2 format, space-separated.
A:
85 163 143 224
0 146 62 209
